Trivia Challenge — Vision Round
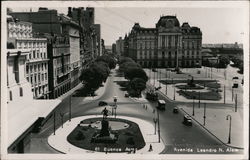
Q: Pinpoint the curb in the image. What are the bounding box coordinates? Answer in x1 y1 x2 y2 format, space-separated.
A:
179 108 244 150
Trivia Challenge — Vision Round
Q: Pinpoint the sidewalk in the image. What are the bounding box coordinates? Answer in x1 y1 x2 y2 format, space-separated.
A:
48 115 165 154
178 104 243 149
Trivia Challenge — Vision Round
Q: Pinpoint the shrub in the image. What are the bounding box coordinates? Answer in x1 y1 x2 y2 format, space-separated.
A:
75 131 85 140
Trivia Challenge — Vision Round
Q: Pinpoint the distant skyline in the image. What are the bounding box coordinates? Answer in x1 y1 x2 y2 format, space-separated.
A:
8 3 248 46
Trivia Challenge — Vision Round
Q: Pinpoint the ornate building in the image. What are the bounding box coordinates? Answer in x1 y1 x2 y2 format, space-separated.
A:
126 16 202 68
7 16 49 99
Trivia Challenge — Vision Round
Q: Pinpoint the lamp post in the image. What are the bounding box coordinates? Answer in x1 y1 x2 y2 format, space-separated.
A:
226 115 232 144
53 111 56 135
113 96 118 118
159 69 161 87
235 94 237 112
60 112 65 128
198 92 201 108
157 110 160 143
173 84 176 100
224 85 226 104
232 87 234 101
153 117 158 135
192 96 195 116
203 103 206 126
69 94 72 122
165 83 167 95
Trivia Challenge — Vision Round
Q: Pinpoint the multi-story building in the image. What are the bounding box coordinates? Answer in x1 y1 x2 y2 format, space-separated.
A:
112 43 116 55
46 34 71 98
60 14 81 89
6 16 61 151
7 15 49 99
126 15 202 68
94 24 102 56
116 37 124 56
69 7 97 64
10 8 75 98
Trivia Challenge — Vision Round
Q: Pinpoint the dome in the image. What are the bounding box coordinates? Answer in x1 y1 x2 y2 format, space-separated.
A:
156 16 180 28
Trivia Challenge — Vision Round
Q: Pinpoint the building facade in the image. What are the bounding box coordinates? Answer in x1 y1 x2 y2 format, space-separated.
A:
60 14 81 89
126 16 202 68
10 8 77 98
116 37 124 56
7 16 49 99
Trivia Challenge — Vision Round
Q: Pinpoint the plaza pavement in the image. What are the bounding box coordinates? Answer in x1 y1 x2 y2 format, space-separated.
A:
144 66 246 149
48 115 165 154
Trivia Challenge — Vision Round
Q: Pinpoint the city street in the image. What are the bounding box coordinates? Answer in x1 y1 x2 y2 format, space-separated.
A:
27 67 242 154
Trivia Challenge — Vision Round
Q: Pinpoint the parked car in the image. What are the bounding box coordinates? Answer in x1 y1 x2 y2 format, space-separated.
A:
157 100 166 110
183 115 192 126
173 107 179 114
125 93 129 97
98 101 108 106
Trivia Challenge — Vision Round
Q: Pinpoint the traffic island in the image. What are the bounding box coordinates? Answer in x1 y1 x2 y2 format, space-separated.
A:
67 117 145 153
48 115 165 154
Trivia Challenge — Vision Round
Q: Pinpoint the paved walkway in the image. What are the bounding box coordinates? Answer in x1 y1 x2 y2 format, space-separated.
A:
48 115 165 154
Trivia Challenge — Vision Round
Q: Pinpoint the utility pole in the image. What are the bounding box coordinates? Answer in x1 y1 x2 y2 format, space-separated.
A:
232 87 234 101
235 94 237 112
53 111 56 135
198 92 201 108
224 85 226 104
159 69 161 87
69 94 71 122
192 96 195 116
173 84 176 100
157 110 160 143
203 103 206 126
165 83 167 95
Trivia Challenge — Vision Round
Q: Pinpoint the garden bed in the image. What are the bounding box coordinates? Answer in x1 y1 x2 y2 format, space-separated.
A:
177 90 221 100
67 118 145 153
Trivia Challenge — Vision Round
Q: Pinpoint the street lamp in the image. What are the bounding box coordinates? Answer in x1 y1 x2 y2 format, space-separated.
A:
157 110 160 143
192 96 195 116
60 112 65 128
203 103 206 126
113 96 118 118
153 117 158 135
69 94 72 122
53 111 56 135
173 83 176 100
235 94 237 112
226 115 232 144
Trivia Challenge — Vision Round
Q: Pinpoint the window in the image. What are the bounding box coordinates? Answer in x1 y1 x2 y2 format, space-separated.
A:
26 66 29 74
20 87 23 97
34 65 37 72
33 51 36 59
34 74 37 83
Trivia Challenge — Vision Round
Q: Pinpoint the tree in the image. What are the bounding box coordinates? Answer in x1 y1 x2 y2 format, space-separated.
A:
125 67 148 82
119 61 141 73
218 56 230 68
79 61 110 89
129 78 147 97
96 55 116 69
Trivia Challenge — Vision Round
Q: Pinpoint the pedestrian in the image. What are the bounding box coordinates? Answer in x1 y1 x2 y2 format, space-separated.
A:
148 144 153 152
146 105 147 110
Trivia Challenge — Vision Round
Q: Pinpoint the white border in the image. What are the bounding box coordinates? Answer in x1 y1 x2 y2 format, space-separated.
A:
1 1 249 160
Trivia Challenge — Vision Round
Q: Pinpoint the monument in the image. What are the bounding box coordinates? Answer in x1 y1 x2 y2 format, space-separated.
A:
91 108 118 143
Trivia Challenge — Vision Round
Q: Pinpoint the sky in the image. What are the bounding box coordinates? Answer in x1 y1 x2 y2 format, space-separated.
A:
8 2 248 46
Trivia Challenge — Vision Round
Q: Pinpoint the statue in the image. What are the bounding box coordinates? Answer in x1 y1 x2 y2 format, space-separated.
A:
102 107 108 119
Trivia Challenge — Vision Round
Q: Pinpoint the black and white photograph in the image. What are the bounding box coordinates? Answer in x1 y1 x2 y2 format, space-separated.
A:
1 1 249 160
